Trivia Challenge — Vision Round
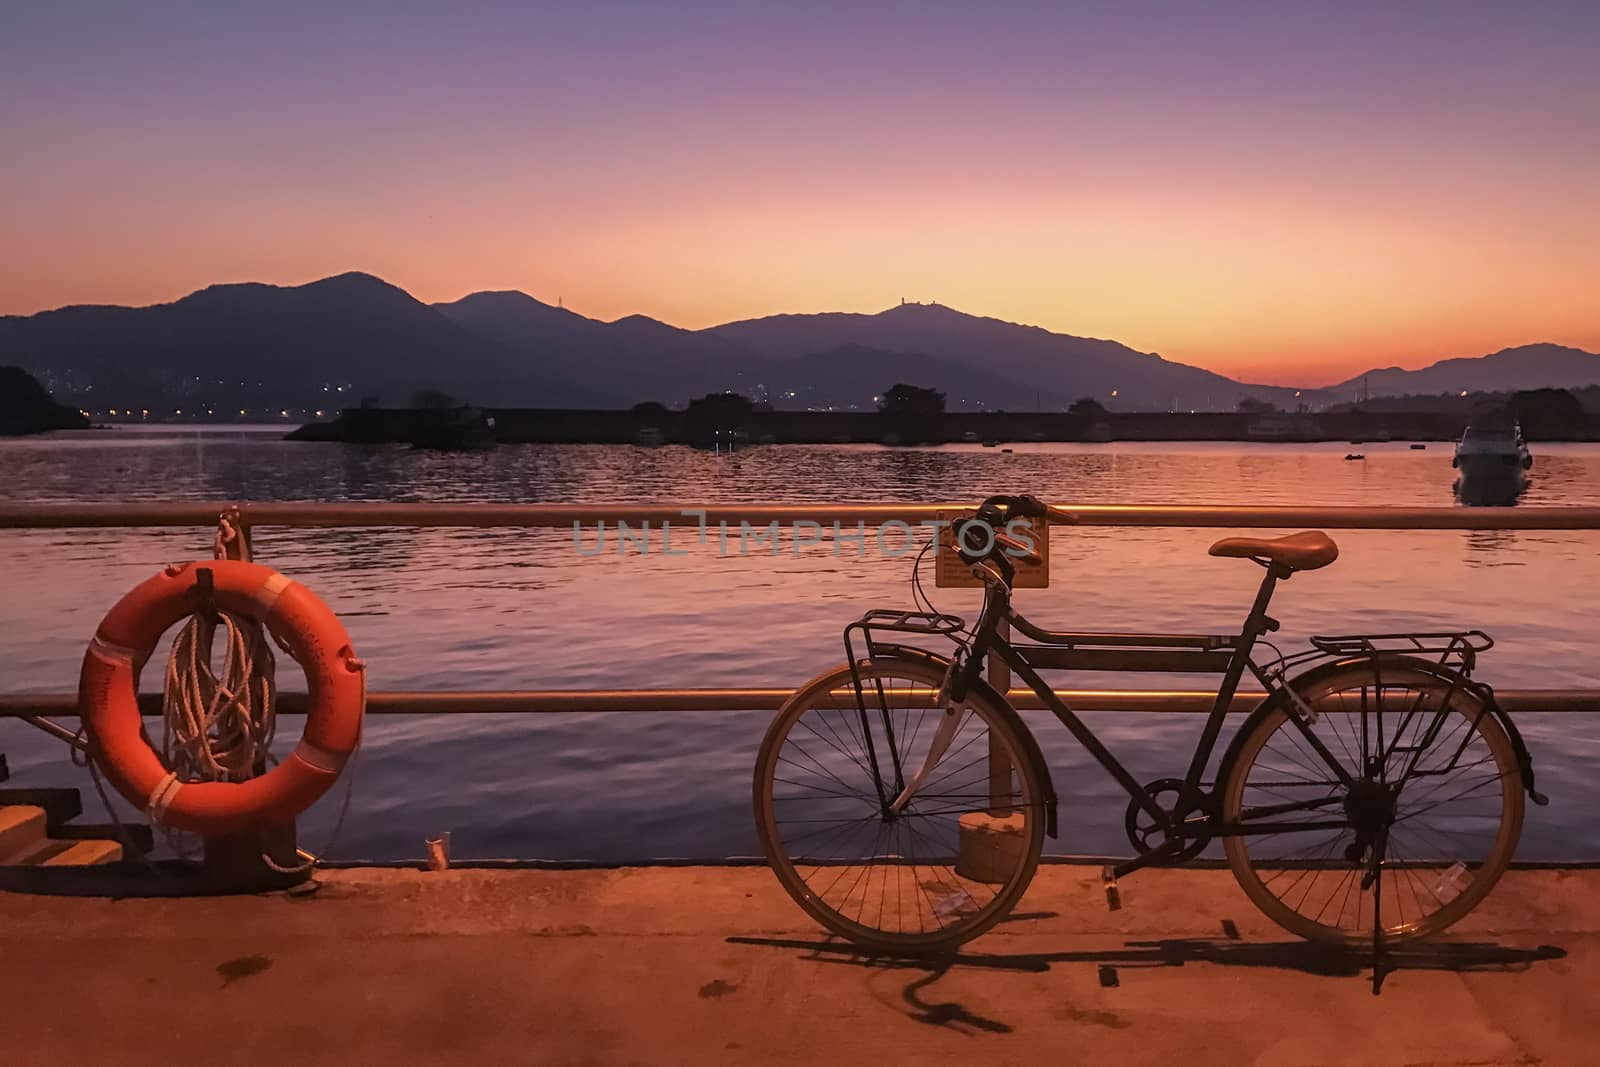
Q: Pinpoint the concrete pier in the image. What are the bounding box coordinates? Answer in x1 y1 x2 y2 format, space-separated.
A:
2 865 1594 1065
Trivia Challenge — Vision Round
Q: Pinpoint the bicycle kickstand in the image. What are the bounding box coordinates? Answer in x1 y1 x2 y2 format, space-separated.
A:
1370 837 1386 995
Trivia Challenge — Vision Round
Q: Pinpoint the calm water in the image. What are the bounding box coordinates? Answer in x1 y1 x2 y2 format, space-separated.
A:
2 427 1598 862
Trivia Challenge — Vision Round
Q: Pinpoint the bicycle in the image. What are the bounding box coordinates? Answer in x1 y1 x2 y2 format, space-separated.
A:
753 493 1546 961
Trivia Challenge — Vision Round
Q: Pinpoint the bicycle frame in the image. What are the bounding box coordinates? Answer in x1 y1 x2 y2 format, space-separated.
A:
783 504 1545 973
842 559 1448 879
839 543 1542 882
978 562 1349 842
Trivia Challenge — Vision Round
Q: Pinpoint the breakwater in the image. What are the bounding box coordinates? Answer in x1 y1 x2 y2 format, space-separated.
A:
283 406 1586 445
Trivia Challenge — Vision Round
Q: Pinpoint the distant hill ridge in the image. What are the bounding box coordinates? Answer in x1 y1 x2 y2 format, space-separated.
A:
1319 344 1600 402
3 272 1596 412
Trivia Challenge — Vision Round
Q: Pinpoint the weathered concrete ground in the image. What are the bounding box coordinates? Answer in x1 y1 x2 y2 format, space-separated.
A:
1 865 1593 1066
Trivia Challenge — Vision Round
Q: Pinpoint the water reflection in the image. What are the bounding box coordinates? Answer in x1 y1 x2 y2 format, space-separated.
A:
2 431 1598 862
1461 529 1524 567
1455 476 1529 508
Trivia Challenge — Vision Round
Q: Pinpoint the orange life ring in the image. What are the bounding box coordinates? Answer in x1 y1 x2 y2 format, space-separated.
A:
78 560 365 836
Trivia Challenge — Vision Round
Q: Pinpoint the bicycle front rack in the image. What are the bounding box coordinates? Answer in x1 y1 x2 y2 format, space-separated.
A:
854 608 966 637
841 609 966 686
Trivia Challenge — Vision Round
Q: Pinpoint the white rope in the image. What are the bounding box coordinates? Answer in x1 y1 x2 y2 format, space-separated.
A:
151 512 359 874
161 607 279 788
261 659 365 875
145 771 183 823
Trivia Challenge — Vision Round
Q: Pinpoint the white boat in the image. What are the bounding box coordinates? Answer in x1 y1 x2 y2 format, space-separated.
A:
1453 412 1531 503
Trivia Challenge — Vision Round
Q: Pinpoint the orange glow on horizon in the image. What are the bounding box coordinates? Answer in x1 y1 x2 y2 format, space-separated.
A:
5 245 1594 389
4 9 1597 388
4 154 1596 387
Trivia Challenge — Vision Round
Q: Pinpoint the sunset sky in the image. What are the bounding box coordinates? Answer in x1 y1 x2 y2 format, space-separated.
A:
3 3 1597 385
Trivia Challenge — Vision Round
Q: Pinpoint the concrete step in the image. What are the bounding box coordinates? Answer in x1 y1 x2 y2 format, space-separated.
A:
0 804 127 867
0 805 48 859
0 835 69 867
40 839 122 866
0 788 83 828
54 822 154 856
1 833 125 867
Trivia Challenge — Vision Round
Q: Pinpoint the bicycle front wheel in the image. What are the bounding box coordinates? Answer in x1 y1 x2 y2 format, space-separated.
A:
1222 659 1523 945
753 656 1046 952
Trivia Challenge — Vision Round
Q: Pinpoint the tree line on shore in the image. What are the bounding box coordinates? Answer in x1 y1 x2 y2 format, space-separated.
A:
391 381 1597 446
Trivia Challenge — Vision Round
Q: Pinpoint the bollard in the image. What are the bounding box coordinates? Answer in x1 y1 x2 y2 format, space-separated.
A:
202 822 308 893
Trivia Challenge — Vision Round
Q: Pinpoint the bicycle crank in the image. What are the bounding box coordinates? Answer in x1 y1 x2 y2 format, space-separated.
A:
1123 778 1212 861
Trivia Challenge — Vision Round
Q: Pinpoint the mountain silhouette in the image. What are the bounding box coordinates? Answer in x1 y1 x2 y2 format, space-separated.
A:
433 291 752 404
754 343 1061 410
710 302 1298 411
1316 344 1600 403
0 272 555 409
5 273 1594 413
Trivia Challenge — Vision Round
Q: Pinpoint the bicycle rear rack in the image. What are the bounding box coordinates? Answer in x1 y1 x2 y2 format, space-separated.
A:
1309 630 1493 672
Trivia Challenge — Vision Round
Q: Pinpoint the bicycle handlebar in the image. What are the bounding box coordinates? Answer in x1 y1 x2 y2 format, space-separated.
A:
975 493 1049 522
992 529 1043 565
957 493 1051 566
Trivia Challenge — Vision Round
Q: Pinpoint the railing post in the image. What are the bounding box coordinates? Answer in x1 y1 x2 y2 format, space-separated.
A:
201 507 306 892
956 618 1026 884
987 618 1013 816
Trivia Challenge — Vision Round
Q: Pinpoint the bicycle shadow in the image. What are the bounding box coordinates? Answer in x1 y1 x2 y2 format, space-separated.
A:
726 927 1567 1031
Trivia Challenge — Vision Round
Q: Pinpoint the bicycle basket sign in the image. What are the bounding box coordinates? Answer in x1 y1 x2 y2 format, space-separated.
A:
934 510 1050 589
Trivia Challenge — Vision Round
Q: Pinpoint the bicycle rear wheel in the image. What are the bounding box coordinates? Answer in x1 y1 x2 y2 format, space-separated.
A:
753 656 1046 952
1222 659 1523 944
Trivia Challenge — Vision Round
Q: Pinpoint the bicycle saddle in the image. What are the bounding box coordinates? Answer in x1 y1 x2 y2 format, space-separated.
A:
1207 531 1339 572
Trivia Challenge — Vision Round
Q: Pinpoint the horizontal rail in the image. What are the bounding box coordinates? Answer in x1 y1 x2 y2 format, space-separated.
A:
3 501 1600 530
2 688 1595 717
3 502 1596 733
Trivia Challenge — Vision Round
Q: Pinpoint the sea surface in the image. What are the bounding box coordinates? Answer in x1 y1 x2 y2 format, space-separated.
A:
2 427 1598 863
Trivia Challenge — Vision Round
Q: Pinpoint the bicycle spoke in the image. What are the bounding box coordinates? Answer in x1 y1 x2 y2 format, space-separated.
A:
759 664 1041 946
1226 668 1520 943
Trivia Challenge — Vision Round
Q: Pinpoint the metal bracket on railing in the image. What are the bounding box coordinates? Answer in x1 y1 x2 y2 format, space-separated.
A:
214 505 252 562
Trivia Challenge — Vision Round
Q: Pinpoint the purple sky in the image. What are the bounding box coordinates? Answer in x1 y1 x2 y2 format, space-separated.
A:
3 2 1597 382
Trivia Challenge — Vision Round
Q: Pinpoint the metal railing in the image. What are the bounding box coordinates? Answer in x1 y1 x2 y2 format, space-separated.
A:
2 501 1599 726
5 500 1600 530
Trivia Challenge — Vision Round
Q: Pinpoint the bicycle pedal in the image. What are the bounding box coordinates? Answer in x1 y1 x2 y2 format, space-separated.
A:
1101 866 1122 912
